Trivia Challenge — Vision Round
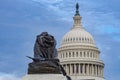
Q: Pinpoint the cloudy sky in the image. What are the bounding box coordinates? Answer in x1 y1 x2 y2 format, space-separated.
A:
0 0 120 80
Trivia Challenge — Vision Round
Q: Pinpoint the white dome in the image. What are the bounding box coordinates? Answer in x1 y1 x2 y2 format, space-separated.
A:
58 3 104 80
60 15 96 47
61 28 96 47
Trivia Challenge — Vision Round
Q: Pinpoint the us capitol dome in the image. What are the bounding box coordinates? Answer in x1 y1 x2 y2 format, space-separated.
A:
58 3 104 80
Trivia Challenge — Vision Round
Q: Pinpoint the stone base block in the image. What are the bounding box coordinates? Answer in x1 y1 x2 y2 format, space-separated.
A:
22 74 67 80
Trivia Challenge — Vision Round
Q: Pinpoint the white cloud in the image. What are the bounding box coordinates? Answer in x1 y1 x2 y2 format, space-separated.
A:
32 0 64 14
32 0 63 4
0 72 21 80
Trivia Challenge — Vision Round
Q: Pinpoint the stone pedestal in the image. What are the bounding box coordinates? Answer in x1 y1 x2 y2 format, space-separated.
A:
22 74 67 80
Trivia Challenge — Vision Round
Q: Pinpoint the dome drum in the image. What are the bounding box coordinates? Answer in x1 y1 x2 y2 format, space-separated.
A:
61 62 104 78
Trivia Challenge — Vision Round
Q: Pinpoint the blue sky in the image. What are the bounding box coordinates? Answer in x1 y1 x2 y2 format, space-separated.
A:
0 0 120 80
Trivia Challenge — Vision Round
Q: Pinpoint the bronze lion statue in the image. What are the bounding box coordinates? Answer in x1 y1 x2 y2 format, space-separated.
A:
27 32 71 80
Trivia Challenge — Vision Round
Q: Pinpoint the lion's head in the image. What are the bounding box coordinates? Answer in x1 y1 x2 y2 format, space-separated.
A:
37 32 56 48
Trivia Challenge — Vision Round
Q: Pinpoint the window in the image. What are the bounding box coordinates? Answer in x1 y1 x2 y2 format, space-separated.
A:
79 38 81 40
73 52 75 57
87 52 88 57
69 52 71 57
76 37 78 41
90 52 92 57
71 38 72 41
82 38 84 40
63 53 64 58
68 38 69 42
88 38 89 42
80 52 82 57
84 52 86 57
66 52 68 58
73 38 75 41
76 52 78 57
93 53 95 58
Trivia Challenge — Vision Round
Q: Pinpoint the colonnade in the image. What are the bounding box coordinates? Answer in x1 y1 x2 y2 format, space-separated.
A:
59 50 99 59
62 63 104 77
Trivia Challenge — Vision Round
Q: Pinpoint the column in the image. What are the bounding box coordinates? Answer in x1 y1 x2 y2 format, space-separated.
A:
91 64 93 75
89 64 90 75
94 65 95 76
102 66 104 77
81 64 83 75
100 65 102 77
70 64 72 75
93 65 95 76
101 66 103 77
87 64 89 75
66 64 68 74
92 64 94 75
63 64 65 71
74 64 76 75
85 64 86 75
83 64 85 75
91 64 92 75
82 51 83 57
64 64 66 72
98 65 99 76
68 64 70 75
68 52 69 58
98 65 100 77
79 63 81 75
89 64 91 75
97 65 98 76
95 65 97 76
